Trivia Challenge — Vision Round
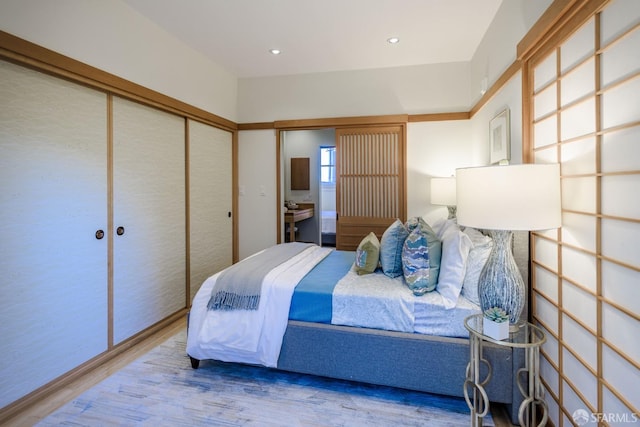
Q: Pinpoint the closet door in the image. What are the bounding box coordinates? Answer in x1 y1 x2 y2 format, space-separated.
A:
335 126 406 250
188 120 233 300
0 60 108 407
112 97 185 344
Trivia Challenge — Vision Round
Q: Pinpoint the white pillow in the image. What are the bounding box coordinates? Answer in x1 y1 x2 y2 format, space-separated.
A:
436 221 473 308
461 228 493 306
431 217 448 238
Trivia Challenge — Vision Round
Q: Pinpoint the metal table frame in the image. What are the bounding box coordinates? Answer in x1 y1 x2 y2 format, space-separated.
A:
464 314 548 427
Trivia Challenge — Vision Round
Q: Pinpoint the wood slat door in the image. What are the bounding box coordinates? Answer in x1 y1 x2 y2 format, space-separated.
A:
335 126 406 250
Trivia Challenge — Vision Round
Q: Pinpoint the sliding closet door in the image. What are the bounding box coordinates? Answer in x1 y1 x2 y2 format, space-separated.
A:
0 60 108 407
335 126 406 250
112 97 186 344
188 119 232 300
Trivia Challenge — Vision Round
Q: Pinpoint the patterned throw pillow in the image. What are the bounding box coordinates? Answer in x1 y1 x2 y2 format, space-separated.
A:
402 225 436 296
405 216 429 233
354 232 380 275
405 217 442 287
380 219 410 278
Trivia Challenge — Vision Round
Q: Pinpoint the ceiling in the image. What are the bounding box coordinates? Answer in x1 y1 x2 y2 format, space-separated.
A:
123 0 503 79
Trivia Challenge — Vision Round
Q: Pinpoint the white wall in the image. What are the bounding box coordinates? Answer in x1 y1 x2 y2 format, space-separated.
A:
469 0 552 105
469 72 524 166
237 1 551 124
237 130 278 260
238 62 471 122
407 120 473 225
0 0 238 121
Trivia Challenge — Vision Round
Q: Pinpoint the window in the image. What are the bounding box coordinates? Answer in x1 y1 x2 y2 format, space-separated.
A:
320 146 335 183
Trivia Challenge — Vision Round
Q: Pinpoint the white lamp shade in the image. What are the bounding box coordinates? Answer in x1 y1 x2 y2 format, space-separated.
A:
456 163 561 231
430 177 457 206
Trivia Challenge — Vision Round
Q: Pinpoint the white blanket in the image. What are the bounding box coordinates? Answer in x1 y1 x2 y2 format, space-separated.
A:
187 245 332 367
332 268 415 333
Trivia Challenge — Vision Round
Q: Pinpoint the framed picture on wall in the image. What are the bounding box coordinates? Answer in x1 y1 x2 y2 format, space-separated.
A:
490 108 510 164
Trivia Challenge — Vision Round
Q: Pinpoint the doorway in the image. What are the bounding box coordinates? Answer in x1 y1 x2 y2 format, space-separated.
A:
319 146 336 247
282 129 335 246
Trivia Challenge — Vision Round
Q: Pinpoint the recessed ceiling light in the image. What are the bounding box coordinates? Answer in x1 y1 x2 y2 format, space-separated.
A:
269 49 281 55
387 37 400 44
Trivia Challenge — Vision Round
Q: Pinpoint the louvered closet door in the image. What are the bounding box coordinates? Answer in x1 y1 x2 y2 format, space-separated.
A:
112 97 186 344
188 119 232 301
336 126 406 250
0 60 108 407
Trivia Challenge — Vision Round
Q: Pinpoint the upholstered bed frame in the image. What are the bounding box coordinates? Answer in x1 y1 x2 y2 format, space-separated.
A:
190 231 529 424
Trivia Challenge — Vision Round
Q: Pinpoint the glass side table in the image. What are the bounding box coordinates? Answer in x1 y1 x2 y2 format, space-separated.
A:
464 314 548 427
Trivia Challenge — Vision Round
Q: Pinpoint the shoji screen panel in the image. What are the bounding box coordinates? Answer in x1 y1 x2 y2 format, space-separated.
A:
188 119 233 301
112 96 186 344
529 1 640 425
0 60 108 407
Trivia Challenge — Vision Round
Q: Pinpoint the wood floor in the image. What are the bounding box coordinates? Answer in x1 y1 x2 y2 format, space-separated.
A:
2 317 516 426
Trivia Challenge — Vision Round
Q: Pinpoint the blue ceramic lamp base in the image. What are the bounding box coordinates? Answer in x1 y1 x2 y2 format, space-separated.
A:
478 230 525 331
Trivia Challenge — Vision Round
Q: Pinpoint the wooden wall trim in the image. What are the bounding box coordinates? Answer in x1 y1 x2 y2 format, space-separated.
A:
243 112 472 129
517 0 580 59
274 114 409 129
0 30 237 132
408 112 470 122
517 0 610 61
232 131 240 263
469 60 522 118
184 119 192 305
107 94 115 349
238 122 275 130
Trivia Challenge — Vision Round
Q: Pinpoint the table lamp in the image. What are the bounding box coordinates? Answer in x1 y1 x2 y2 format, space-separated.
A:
456 163 561 330
430 177 457 219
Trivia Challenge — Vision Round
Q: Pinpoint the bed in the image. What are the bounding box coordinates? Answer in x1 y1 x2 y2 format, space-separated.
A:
187 219 528 424
321 209 337 246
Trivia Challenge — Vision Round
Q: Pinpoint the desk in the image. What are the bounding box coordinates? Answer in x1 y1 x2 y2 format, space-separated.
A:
464 314 547 427
284 203 314 242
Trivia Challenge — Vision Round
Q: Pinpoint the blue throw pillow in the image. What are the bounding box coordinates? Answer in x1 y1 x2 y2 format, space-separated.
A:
380 219 409 278
402 225 437 296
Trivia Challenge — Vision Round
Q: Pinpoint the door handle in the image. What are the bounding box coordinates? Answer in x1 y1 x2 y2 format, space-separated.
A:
116 226 125 236
95 229 105 240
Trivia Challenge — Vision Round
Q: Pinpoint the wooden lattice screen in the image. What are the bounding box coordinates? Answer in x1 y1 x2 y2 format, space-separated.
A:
335 126 406 250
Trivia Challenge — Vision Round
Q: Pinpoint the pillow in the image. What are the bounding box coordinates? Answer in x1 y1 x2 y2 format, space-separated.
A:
354 232 380 275
405 216 429 233
380 219 409 278
430 217 448 237
437 222 473 308
461 228 493 306
402 226 434 295
433 218 455 240
464 226 491 246
405 217 443 284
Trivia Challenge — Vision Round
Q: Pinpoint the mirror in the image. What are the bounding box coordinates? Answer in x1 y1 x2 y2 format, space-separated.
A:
290 157 309 190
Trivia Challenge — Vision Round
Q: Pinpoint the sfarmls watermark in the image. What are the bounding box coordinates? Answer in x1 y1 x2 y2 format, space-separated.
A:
573 409 639 425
